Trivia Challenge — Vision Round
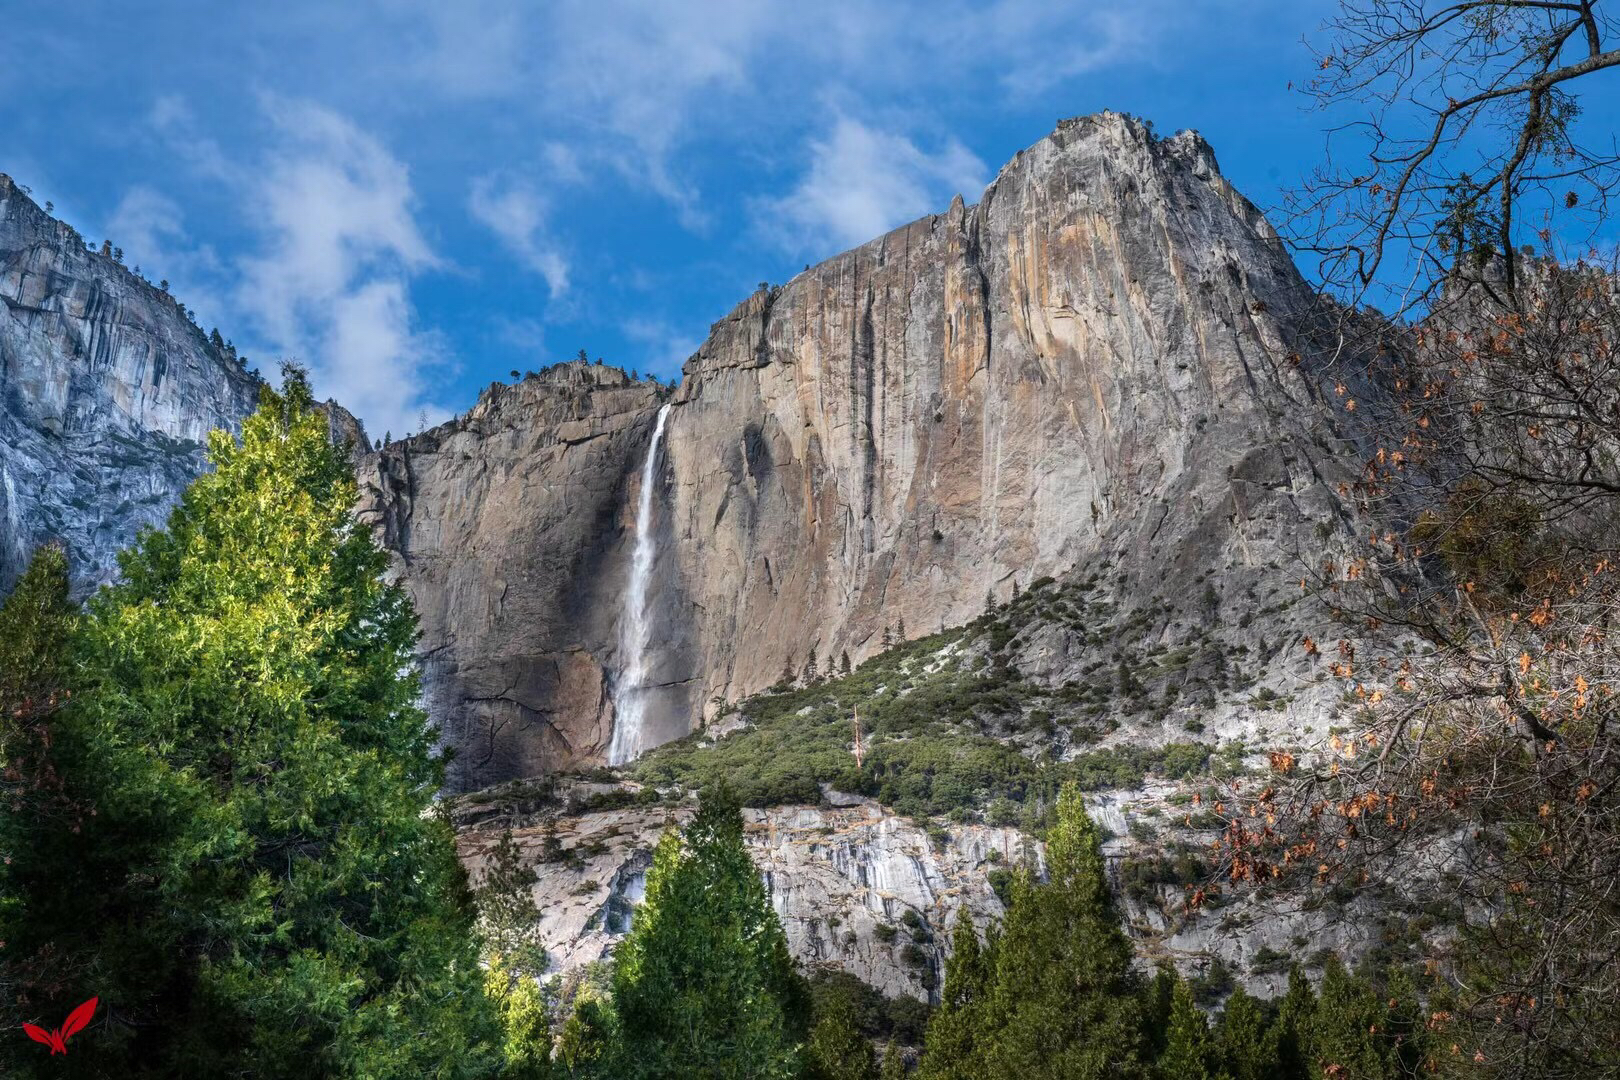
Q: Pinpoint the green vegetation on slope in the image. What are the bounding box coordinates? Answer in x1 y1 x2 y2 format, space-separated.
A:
634 576 1225 826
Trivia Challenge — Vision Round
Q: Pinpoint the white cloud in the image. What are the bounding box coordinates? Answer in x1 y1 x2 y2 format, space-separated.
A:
757 115 987 256
468 175 569 295
231 98 448 437
105 186 228 330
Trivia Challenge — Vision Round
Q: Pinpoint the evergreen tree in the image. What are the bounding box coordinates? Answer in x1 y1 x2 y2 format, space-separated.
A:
0 370 503 1078
609 784 807 1078
1312 958 1398 1079
484 954 555 1079
1213 986 1275 1080
919 919 995 1079
0 546 79 940
945 785 1147 1079
1269 967 1318 1080
807 988 877 1080
882 625 894 648
897 616 906 640
576 348 589 364
0 545 74 759
1159 977 1213 1080
880 1043 907 1080
477 828 548 977
984 785 1147 1078
839 650 852 677
1142 967 1177 1059
556 971 617 1080
805 645 819 683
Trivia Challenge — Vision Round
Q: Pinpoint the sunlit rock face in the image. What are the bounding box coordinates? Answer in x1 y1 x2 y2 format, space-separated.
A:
0 173 262 592
368 111 1353 789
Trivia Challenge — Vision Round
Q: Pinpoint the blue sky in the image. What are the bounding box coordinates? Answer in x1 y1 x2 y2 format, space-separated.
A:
2 1 1353 437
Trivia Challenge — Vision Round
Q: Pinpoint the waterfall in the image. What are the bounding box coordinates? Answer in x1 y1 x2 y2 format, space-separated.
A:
609 403 671 765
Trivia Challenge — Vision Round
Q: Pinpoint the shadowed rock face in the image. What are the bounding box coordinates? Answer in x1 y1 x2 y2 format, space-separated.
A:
355 366 683 791
364 112 1353 790
0 173 263 592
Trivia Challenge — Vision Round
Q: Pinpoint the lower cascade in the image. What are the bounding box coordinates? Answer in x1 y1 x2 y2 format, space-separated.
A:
608 402 671 765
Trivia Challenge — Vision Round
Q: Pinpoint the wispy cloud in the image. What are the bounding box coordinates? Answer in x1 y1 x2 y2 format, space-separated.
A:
140 95 449 436
756 115 986 256
233 98 447 436
105 186 229 331
468 174 569 295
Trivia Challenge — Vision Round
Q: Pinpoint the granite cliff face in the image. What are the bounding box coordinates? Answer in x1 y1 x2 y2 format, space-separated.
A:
363 112 1351 790
355 366 670 788
0 173 263 591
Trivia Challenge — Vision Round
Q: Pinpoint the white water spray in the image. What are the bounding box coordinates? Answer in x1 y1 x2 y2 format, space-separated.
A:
609 403 671 765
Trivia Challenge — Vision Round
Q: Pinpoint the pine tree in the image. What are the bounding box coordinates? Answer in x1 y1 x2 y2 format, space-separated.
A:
839 650 852 677
1159 977 1213 1080
919 918 996 1078
609 784 807 1078
484 954 555 1079
805 646 819 683
985 588 996 614
807 988 877 1080
1269 966 1318 1080
897 616 907 640
880 1043 907 1080
556 972 617 1079
0 546 79 915
1214 986 1276 1080
975 785 1147 1079
1143 967 1177 1060
0 369 504 1077
477 828 548 977
1313 957 1396 1079
882 625 894 648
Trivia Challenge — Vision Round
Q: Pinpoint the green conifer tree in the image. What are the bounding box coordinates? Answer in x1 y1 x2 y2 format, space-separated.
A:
1313 957 1398 1079
880 1043 907 1080
1213 986 1276 1080
918 918 996 1078
807 988 877 1080
477 828 548 977
1269 966 1319 1080
1159 977 1213 1080
0 370 503 1078
978 784 1148 1079
609 784 807 1078
1143 967 1177 1059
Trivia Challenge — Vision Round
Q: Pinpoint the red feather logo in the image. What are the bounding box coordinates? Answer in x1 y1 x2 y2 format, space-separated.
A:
21 997 97 1055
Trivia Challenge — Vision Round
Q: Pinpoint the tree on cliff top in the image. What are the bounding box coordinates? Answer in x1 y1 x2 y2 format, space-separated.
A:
0 367 503 1078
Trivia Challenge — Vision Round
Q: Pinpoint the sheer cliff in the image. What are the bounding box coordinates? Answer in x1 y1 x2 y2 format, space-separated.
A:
357 112 1356 792
0 172 263 591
